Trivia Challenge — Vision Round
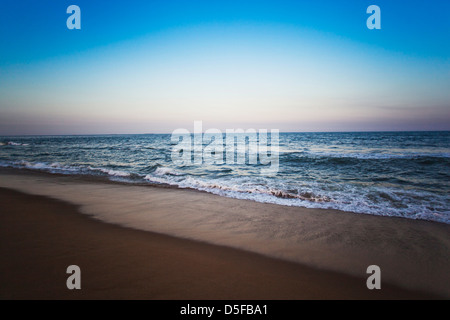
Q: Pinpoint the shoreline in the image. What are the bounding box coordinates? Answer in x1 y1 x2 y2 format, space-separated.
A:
0 187 440 299
0 169 449 298
1 167 447 226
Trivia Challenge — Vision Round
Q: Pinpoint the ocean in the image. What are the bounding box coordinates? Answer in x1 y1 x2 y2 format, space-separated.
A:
1 131 449 224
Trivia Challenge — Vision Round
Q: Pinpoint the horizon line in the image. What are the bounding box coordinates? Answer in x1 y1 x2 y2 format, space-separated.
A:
1 130 449 137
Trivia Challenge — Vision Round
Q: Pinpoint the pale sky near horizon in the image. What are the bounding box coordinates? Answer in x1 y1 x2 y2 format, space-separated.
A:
0 0 449 135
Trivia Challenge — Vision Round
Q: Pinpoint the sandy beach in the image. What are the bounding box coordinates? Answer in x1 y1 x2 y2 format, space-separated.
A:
0 170 449 299
0 187 438 300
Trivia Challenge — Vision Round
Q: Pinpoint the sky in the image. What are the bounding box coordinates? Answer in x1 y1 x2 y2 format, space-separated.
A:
0 0 449 135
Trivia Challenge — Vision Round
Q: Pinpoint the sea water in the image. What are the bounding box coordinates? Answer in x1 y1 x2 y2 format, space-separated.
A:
1 131 448 223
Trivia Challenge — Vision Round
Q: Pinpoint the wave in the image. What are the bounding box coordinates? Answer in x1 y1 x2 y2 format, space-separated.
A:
1 159 449 224
144 171 326 201
153 166 183 176
0 141 30 146
0 160 132 179
88 167 131 177
142 171 449 224
0 160 80 173
284 151 450 160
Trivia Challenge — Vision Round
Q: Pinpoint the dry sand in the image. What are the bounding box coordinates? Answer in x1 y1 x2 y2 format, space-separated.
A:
0 187 439 299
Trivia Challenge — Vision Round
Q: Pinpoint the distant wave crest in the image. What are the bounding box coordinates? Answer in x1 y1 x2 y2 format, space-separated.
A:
0 141 30 146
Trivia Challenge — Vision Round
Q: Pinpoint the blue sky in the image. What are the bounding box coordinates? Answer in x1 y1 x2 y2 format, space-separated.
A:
0 0 449 134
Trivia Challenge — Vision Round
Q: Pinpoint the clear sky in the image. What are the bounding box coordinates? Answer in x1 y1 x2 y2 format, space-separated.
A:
0 0 449 134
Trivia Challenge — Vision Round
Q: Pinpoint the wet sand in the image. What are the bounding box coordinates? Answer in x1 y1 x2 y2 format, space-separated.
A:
0 170 448 299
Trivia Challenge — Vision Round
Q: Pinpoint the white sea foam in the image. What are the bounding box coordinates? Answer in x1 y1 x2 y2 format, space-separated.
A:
88 167 131 177
6 141 29 146
303 151 450 159
0 160 132 179
142 171 450 224
153 167 182 176
12 160 81 173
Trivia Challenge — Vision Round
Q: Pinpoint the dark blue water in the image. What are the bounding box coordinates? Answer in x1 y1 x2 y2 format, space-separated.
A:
1 132 449 223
